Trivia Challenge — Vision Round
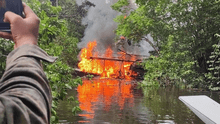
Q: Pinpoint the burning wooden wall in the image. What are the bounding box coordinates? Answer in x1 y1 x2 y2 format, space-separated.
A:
78 40 140 80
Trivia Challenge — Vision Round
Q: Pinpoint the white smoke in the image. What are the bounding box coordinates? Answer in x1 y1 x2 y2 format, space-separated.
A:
77 0 118 52
76 0 154 56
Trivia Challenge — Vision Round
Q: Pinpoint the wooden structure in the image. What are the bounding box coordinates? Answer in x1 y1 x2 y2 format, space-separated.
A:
90 57 139 62
89 57 137 78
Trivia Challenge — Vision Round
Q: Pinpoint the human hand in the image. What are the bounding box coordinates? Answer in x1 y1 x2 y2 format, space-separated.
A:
0 2 40 49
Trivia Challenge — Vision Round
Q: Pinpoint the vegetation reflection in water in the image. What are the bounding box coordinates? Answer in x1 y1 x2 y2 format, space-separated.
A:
57 79 220 123
142 87 205 123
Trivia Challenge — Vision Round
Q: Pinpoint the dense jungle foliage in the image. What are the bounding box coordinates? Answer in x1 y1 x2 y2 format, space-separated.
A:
112 0 220 90
0 0 93 123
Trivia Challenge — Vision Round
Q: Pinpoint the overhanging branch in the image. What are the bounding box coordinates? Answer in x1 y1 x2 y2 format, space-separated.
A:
143 37 160 55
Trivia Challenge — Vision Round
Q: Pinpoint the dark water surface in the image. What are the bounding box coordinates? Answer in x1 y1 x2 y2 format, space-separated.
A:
57 79 220 124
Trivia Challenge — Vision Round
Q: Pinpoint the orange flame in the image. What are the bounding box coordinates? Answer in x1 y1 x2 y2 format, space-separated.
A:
78 40 137 79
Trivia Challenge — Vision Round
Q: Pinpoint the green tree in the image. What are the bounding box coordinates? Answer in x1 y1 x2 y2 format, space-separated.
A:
58 0 95 39
0 39 13 77
112 0 220 89
57 0 94 67
206 34 220 90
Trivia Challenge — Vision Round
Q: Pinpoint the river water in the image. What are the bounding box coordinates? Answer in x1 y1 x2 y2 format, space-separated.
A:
57 78 220 124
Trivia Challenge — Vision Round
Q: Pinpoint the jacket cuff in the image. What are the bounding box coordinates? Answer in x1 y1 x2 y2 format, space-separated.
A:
6 44 57 64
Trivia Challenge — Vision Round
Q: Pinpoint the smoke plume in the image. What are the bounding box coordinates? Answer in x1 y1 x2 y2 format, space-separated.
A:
76 0 154 56
77 0 118 52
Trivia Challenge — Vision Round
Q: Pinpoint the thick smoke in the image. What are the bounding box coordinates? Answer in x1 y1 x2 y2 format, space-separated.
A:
76 0 154 56
77 0 118 53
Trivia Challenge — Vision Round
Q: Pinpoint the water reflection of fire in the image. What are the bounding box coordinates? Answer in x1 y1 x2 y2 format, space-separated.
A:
77 79 134 121
78 40 137 79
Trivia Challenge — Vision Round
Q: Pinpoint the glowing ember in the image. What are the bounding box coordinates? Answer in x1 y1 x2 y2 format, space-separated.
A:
78 40 137 79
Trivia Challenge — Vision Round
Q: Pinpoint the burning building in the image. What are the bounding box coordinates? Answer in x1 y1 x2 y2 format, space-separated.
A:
75 0 152 79
77 40 146 80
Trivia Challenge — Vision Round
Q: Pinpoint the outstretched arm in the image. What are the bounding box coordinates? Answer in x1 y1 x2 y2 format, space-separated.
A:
0 3 56 124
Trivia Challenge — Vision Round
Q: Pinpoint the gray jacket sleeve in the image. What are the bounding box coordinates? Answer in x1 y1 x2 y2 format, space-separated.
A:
0 44 57 124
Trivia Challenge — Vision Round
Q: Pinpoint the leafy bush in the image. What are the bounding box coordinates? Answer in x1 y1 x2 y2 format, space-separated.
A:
206 34 220 90
0 39 13 76
141 35 198 88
